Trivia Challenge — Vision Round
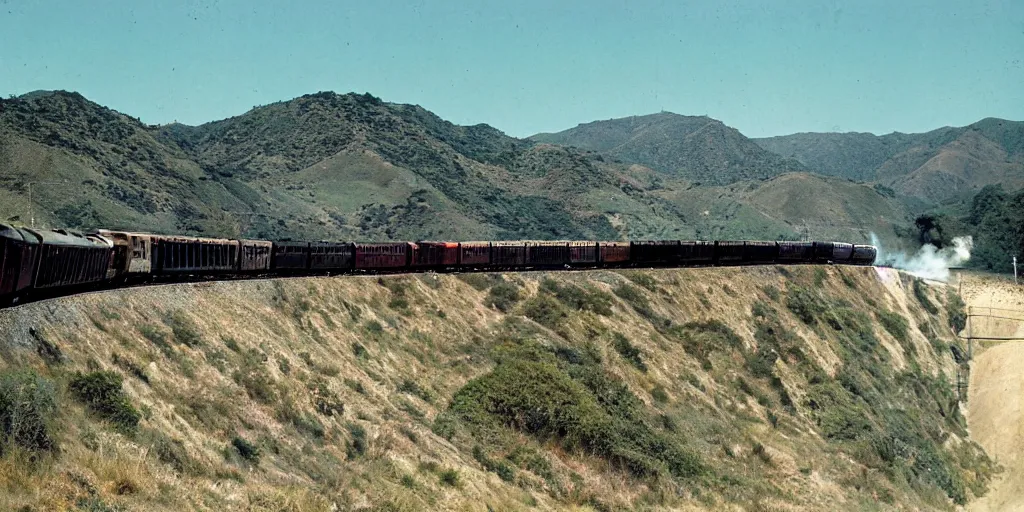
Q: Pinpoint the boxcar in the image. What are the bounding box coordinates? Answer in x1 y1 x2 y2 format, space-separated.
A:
310 242 354 271
599 241 630 264
0 224 41 304
812 241 834 263
29 228 112 290
715 241 746 265
832 242 854 263
777 241 814 263
152 235 238 274
96 230 155 279
355 242 409 270
679 241 715 265
850 245 877 266
459 242 491 267
568 241 599 265
526 241 570 267
631 240 680 265
240 240 273 272
491 241 527 267
272 241 311 271
744 241 778 264
411 242 459 268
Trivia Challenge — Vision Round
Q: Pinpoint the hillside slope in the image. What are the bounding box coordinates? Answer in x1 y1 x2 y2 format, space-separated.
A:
755 119 1024 203
0 266 993 510
530 112 809 186
0 91 910 245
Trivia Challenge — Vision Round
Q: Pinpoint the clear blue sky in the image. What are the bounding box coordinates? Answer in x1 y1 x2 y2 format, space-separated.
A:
1 0 1022 138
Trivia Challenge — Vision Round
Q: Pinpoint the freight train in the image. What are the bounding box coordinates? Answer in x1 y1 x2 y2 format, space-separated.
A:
0 224 877 308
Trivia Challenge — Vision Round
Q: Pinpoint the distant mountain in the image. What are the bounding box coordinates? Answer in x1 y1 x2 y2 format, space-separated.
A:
755 118 1024 203
0 91 909 244
530 112 809 186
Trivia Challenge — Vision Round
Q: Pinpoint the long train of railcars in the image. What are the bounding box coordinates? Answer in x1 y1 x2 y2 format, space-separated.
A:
0 224 877 308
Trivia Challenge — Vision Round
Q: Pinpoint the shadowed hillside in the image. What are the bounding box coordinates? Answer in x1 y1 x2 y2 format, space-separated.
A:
0 266 994 510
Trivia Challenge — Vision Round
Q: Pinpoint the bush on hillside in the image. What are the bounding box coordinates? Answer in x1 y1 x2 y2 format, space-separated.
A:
485 282 520 312
68 371 141 433
0 369 59 455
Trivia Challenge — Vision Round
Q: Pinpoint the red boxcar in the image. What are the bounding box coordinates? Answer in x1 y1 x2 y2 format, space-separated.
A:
310 242 354 270
0 224 40 304
29 228 112 290
459 242 491 267
599 241 630 264
355 242 410 270
411 241 459 268
568 241 598 265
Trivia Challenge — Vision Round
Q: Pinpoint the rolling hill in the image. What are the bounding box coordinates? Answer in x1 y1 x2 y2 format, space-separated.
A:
755 118 1024 204
530 112 809 186
0 91 909 244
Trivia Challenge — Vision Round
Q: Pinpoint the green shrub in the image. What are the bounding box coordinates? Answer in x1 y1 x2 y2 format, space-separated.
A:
472 445 516 482
523 294 567 329
346 423 367 459
671 320 742 367
232 350 277 404
946 291 967 333
0 370 59 454
165 311 202 347
457 273 496 291
787 287 825 325
352 342 369 358
398 379 434 403
877 310 910 346
612 333 646 372
444 355 702 480
651 385 669 404
485 282 521 312
308 378 343 417
68 371 141 433
614 284 656 320
231 436 260 464
139 324 169 350
439 468 460 487
761 285 780 301
541 279 613 316
806 382 871 441
913 280 939 315
622 272 658 291
111 353 149 385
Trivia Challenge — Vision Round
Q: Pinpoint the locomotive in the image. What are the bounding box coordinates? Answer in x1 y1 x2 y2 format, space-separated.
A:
0 224 877 308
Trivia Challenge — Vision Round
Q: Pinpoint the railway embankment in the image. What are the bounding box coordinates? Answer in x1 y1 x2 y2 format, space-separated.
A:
0 266 995 510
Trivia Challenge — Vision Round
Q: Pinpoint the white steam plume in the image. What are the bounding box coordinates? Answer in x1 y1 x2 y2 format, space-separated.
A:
869 233 973 282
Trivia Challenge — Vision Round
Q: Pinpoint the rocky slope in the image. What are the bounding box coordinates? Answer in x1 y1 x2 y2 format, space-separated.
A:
0 266 993 510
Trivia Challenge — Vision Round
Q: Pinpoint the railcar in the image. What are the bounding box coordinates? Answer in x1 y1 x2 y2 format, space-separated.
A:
777 241 814 263
598 241 630 264
569 241 599 266
310 242 354 271
0 224 41 305
850 245 877 266
831 242 855 264
240 240 273 273
151 235 238 275
631 240 680 266
526 241 570 267
96 230 154 280
491 241 527 267
355 242 409 270
411 242 459 268
679 241 715 265
715 241 747 265
744 241 779 264
29 228 112 291
459 242 491 267
271 241 311 272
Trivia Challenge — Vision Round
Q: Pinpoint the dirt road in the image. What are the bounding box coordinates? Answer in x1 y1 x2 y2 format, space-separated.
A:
963 271 1024 511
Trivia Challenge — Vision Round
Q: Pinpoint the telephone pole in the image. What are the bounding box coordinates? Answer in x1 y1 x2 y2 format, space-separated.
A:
27 180 70 228
1014 256 1018 285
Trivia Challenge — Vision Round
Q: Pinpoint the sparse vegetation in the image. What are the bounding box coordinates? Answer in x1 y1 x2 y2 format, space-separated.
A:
612 332 646 372
0 369 59 455
231 436 261 464
68 371 141 433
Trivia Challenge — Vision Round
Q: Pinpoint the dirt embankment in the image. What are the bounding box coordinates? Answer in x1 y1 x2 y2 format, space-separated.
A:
0 266 994 511
963 271 1024 512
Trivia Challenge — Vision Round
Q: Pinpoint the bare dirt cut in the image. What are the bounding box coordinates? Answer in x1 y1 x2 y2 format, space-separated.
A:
961 271 1024 512
0 266 994 511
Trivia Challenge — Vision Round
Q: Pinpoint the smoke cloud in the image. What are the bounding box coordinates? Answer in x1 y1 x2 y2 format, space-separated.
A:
869 233 973 282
